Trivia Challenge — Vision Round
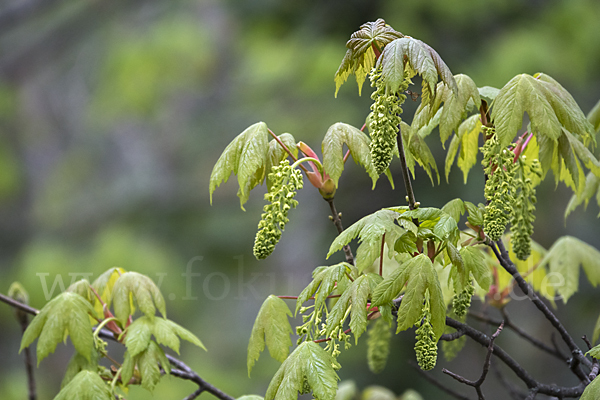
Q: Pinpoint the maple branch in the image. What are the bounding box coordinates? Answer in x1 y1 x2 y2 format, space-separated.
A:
0 294 236 400
443 322 504 400
409 362 472 400
489 240 592 371
326 197 355 265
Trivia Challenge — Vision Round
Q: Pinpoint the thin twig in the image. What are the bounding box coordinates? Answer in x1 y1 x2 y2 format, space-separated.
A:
489 240 591 371
326 198 355 265
0 293 39 315
443 322 504 400
13 306 37 400
396 127 417 210
409 362 472 400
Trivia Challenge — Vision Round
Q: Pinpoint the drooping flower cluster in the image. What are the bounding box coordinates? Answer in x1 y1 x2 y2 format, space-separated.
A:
452 281 474 317
510 158 541 260
414 294 437 371
253 160 303 260
367 317 391 373
368 67 408 174
482 132 517 241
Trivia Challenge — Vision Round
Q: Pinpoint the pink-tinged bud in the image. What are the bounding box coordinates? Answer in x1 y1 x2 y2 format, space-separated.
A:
306 171 323 189
318 178 337 199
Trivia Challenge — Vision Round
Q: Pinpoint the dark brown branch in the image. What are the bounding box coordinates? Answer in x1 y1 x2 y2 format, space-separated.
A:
0 293 235 400
467 309 566 362
326 198 354 265
489 240 592 371
446 317 586 398
443 322 504 400
10 297 37 400
409 362 472 400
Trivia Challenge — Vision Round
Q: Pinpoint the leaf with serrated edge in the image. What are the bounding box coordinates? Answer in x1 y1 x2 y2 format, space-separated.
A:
248 295 293 375
91 267 126 315
538 236 600 303
581 372 600 400
296 263 351 315
593 313 600 344
209 122 270 209
441 198 465 223
322 123 378 187
326 274 381 342
439 74 481 145
20 292 95 364
460 247 492 291
54 370 113 400
327 209 404 272
492 74 561 148
265 342 339 400
138 341 170 392
457 115 482 184
111 271 166 325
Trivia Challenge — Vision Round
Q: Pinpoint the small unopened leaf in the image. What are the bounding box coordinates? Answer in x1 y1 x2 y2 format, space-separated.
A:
248 295 293 375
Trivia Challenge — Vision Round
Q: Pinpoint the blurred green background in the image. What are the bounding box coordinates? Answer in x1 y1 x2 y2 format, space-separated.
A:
0 0 599 399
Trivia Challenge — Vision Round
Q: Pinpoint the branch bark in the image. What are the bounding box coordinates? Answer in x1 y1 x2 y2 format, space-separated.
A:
326 197 355 265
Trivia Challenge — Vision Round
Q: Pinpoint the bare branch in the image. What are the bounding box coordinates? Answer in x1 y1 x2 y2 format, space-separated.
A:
443 322 504 400
326 198 355 265
409 362 472 400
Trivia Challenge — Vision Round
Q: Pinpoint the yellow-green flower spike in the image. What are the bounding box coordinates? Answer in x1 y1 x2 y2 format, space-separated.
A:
253 160 303 260
414 294 437 371
452 282 474 318
481 132 517 241
368 67 408 175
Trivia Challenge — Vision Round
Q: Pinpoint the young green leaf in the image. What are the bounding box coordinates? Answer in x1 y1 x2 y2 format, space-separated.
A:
587 98 600 133
326 274 382 342
459 246 492 291
581 374 600 400
111 271 166 325
592 312 600 344
296 263 353 315
91 267 126 315
538 236 600 303
54 370 113 400
209 122 270 209
61 349 100 389
441 198 465 224
248 295 293 375
124 315 205 360
491 74 561 148
20 292 96 364
438 74 481 145
478 86 500 104
334 19 403 97
121 340 171 391
327 209 404 272
265 341 339 400
403 115 440 185
445 114 482 183
322 123 378 187
67 279 94 304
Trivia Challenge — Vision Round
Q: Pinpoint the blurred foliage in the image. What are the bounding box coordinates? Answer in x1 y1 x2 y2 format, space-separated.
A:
0 0 599 399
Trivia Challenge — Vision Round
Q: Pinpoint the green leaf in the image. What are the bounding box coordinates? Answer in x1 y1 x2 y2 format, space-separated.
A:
459 247 492 291
125 316 206 358
67 279 94 304
326 274 381 343
565 172 600 219
322 123 378 187
265 341 339 400
137 341 171 391
20 292 96 364
464 201 485 227
91 267 126 316
457 115 482 184
478 86 500 104
327 209 404 272
334 19 403 97
296 263 352 315
248 295 293 375
54 370 113 400
491 74 562 148
394 231 418 255
538 236 600 303
111 271 166 325
404 114 440 185
581 375 600 400
377 37 456 104
587 98 600 133
441 198 465 223
266 133 297 190
438 74 481 145
592 312 600 344
61 349 99 389
209 122 270 209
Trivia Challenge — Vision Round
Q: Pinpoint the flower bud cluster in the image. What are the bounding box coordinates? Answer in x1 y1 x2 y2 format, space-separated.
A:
414 296 437 371
510 158 541 260
452 281 474 317
253 160 303 260
481 133 517 241
368 67 408 174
